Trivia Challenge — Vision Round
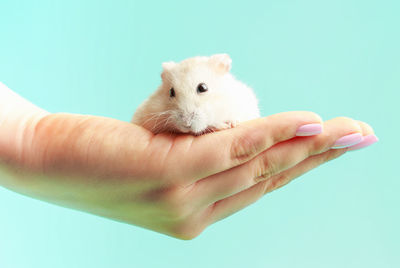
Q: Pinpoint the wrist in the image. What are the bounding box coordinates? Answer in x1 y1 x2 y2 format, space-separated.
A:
0 82 50 164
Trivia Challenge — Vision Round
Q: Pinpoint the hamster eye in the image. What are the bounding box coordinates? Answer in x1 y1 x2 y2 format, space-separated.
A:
197 83 208 93
169 88 175 98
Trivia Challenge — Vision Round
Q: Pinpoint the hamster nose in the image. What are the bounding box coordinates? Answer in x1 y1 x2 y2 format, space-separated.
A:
181 112 195 127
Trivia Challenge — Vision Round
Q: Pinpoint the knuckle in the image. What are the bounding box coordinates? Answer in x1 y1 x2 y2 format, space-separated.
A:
310 133 330 154
231 130 264 164
265 173 290 194
254 153 278 182
253 180 270 198
173 232 198 240
169 221 204 240
324 148 347 162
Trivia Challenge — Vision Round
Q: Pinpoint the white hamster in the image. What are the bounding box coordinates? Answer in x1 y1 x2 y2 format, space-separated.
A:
132 54 260 135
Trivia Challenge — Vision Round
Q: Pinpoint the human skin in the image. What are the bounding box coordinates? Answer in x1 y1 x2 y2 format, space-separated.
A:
0 82 375 239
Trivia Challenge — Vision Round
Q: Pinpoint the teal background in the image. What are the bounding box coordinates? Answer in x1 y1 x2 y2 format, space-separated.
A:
0 0 399 267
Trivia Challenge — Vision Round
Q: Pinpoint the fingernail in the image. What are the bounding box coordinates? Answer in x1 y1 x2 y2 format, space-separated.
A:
331 133 363 149
347 134 379 151
296 123 323 136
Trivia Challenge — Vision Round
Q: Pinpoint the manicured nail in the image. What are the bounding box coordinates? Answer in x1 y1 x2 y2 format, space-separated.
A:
331 133 363 149
296 123 323 136
347 134 379 151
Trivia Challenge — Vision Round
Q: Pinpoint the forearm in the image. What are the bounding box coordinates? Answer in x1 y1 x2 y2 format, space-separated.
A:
0 84 147 200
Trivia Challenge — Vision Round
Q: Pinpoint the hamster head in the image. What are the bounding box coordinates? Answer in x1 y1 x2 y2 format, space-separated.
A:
159 54 235 135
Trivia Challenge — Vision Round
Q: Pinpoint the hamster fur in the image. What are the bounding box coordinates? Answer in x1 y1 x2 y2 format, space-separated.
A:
131 54 260 135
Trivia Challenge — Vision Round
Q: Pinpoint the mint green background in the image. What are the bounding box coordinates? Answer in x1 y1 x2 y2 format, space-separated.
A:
0 1 399 267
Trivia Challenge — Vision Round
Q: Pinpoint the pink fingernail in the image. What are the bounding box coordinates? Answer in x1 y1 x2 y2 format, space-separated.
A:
296 123 323 136
331 133 363 149
347 134 379 151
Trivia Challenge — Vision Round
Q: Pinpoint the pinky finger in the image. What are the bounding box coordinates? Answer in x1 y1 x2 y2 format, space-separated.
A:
208 148 347 224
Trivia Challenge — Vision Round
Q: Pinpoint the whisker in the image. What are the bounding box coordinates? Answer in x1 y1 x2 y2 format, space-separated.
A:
143 110 174 132
151 113 175 134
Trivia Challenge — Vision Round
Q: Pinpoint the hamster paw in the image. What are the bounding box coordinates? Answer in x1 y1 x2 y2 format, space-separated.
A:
214 121 237 130
230 120 239 128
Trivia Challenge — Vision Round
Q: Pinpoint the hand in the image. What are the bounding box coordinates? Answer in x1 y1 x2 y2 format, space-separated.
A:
0 84 376 240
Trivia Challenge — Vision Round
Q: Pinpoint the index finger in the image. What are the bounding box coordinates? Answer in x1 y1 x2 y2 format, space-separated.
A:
170 111 323 182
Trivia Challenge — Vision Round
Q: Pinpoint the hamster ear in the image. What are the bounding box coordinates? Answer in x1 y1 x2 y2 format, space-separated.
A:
162 61 176 71
161 61 176 80
209 54 232 74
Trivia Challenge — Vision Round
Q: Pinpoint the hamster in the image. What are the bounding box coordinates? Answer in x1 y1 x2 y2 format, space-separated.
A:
131 54 260 135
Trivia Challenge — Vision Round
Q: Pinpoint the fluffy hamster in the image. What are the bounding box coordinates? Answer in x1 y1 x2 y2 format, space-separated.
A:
131 54 260 135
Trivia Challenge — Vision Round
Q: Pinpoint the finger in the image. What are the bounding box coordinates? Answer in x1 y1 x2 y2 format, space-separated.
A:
356 120 374 135
167 111 322 182
208 147 347 224
347 121 378 151
191 117 363 207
